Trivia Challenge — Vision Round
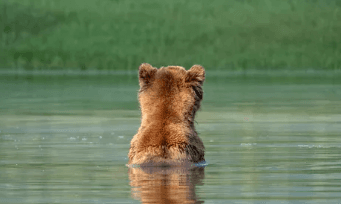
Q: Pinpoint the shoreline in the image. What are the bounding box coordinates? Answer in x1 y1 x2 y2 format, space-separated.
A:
1 69 341 77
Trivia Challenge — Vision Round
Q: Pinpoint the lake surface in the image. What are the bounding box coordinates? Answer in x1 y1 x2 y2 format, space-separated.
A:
1 73 341 203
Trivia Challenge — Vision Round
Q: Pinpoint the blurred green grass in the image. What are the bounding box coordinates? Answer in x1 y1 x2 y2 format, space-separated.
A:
1 0 341 71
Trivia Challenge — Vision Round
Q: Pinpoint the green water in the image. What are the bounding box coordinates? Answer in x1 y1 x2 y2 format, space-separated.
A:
1 74 341 203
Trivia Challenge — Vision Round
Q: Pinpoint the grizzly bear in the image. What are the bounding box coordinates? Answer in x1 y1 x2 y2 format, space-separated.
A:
128 63 206 166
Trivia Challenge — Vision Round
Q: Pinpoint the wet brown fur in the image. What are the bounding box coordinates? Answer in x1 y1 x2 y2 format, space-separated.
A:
128 63 205 166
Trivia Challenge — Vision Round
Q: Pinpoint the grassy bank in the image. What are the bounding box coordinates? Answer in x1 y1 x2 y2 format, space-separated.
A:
1 0 341 71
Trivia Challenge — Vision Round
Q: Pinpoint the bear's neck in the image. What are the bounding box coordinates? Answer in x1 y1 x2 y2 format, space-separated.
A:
141 107 194 128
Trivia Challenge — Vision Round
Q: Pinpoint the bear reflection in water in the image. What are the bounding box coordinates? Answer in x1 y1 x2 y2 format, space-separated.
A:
129 165 205 204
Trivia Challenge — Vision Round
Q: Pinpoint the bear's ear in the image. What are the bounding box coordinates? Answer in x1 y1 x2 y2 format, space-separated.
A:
186 65 205 85
139 63 157 86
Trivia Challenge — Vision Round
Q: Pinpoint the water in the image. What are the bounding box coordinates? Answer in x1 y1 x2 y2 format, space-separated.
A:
1 73 341 203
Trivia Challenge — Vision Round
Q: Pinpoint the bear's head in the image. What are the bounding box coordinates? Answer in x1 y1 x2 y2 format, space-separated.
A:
137 63 205 126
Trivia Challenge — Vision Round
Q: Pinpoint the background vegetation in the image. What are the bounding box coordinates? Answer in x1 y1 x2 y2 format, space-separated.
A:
1 0 341 71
